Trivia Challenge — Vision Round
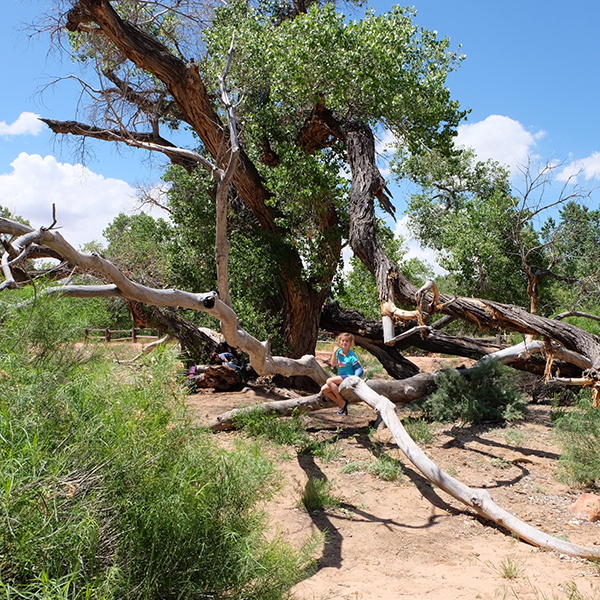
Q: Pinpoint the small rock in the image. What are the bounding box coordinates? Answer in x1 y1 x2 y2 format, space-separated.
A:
568 493 600 522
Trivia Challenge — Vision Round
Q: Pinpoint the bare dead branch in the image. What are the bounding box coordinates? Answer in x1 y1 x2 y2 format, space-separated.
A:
0 217 328 384
344 376 600 560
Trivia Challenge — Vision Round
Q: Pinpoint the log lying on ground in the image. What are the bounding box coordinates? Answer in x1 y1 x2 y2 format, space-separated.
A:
209 372 437 431
342 376 600 560
209 338 590 431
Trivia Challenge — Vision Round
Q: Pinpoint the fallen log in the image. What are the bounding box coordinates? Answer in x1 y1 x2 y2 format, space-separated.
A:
209 372 437 431
342 376 600 560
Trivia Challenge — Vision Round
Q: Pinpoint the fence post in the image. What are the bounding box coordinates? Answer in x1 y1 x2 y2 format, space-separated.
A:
132 328 137 343
84 329 89 343
105 328 111 342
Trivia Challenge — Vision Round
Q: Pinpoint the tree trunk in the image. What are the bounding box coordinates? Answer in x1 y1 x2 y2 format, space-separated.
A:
284 282 329 358
126 301 229 366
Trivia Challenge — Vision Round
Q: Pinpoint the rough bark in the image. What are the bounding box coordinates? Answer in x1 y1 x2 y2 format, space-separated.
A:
194 365 242 390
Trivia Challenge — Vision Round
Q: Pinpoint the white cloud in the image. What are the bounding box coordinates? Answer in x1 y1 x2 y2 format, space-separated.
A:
455 115 543 176
394 215 446 276
555 152 600 182
375 129 397 178
0 112 44 137
0 153 136 248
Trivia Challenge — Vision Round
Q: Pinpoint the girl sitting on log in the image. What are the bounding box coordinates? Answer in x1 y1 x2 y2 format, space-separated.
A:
321 332 363 415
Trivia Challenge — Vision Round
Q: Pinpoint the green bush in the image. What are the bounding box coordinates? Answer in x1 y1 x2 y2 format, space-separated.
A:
554 390 600 487
0 297 313 599
420 360 527 424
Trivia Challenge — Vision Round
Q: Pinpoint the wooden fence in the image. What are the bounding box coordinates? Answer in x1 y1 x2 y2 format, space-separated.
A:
83 328 161 343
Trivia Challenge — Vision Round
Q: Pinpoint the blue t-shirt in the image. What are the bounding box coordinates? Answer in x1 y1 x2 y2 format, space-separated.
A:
336 348 358 377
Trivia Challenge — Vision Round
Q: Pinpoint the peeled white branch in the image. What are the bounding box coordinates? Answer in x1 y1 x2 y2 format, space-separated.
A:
0 219 328 385
342 376 600 560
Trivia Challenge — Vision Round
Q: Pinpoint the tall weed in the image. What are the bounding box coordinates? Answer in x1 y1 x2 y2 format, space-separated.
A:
0 297 313 599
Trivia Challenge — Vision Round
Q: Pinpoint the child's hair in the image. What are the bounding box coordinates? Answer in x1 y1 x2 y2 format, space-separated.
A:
337 332 355 346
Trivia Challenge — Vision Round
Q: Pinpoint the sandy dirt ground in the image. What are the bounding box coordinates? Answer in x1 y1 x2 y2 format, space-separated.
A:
181 352 600 600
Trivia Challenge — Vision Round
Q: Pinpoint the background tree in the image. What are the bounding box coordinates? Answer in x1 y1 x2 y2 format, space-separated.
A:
402 149 595 318
334 223 433 321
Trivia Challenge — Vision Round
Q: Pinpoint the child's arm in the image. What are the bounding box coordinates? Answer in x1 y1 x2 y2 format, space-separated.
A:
330 346 339 369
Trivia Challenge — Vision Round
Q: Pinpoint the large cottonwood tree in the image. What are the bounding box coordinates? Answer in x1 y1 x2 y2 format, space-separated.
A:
41 0 465 357
6 0 600 561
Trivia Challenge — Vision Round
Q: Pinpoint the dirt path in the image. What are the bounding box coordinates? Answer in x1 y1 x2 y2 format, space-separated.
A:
185 356 600 600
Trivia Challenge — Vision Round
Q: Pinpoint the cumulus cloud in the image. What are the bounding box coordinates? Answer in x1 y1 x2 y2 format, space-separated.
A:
0 153 136 248
0 112 44 137
555 152 600 182
455 115 544 176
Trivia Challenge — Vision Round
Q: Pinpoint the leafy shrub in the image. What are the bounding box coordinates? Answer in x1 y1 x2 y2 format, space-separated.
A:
554 390 600 487
420 360 527 424
0 298 314 599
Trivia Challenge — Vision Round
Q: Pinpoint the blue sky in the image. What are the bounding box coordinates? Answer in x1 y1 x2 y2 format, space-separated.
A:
2 0 599 251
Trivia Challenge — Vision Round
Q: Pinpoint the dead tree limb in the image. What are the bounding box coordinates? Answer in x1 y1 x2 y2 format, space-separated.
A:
208 373 437 431
0 217 328 384
343 376 600 560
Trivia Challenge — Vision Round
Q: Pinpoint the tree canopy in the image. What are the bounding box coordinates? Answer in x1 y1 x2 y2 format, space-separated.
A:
41 0 467 357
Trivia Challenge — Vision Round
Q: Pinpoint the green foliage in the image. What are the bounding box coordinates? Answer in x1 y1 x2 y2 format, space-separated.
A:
490 557 524 580
403 149 600 320
233 408 310 447
420 360 527 424
207 3 465 151
541 201 600 314
299 477 340 512
104 212 174 288
554 391 600 487
234 408 341 461
339 455 405 482
402 418 433 444
404 149 534 305
340 461 368 475
0 299 313 599
334 223 433 320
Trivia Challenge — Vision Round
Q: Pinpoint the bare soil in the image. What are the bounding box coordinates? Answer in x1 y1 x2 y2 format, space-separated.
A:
184 352 600 600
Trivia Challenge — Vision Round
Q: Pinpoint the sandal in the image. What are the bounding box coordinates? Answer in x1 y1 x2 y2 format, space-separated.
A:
337 399 349 416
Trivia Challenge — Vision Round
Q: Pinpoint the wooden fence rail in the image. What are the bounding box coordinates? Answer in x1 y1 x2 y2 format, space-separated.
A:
83 328 161 343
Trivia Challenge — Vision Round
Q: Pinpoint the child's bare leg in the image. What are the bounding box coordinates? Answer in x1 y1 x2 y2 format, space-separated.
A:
321 376 345 409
